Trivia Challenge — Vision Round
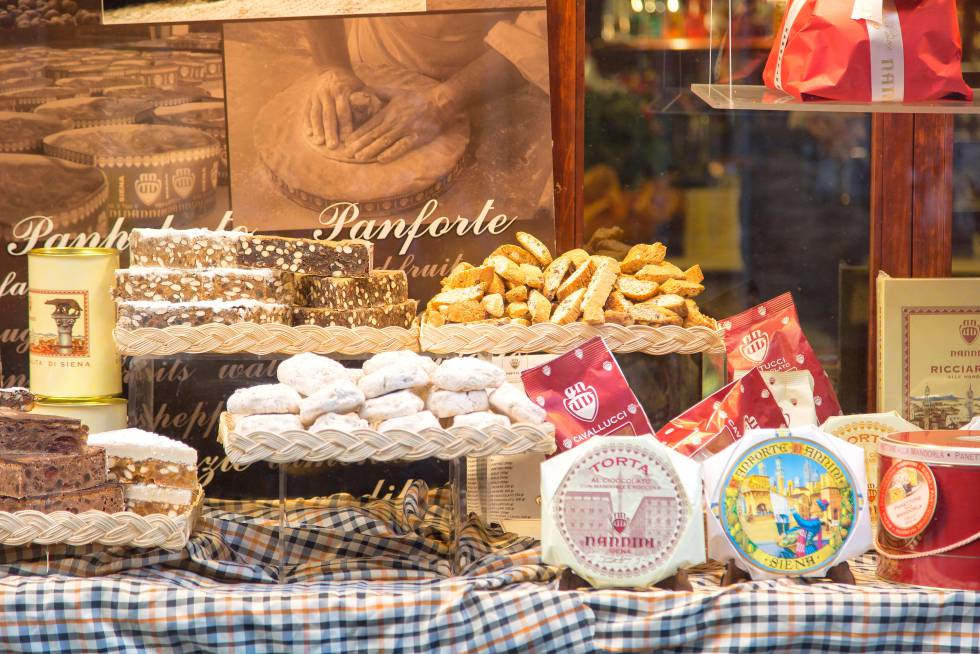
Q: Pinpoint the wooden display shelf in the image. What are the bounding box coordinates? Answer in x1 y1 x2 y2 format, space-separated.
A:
692 84 980 115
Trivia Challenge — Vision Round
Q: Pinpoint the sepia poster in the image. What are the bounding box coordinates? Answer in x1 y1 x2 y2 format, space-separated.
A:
0 7 555 498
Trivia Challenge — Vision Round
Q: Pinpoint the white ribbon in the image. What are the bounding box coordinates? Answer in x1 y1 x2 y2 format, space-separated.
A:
861 0 905 102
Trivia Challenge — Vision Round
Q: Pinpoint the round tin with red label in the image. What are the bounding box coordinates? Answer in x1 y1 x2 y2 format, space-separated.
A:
876 431 980 590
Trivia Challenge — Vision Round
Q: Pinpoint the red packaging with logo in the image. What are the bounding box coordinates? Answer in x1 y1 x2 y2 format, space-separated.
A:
655 367 787 460
521 337 653 453
722 293 841 423
763 0 971 102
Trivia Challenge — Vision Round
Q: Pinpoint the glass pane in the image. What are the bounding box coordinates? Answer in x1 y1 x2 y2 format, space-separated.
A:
586 0 871 413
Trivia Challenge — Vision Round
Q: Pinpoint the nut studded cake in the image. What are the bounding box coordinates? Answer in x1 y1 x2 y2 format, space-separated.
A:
0 388 35 412
0 484 124 514
116 299 290 329
129 228 240 269
0 409 86 454
122 484 193 517
296 270 408 308
114 267 296 304
292 300 418 329
0 446 107 498
88 429 198 490
237 234 373 277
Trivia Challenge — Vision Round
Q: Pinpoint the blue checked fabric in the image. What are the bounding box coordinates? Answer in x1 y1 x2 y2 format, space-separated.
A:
0 485 977 654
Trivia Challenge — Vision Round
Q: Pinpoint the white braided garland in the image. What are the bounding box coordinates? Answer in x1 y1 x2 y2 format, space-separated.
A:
219 414 555 465
113 323 420 356
0 493 201 549
419 322 725 355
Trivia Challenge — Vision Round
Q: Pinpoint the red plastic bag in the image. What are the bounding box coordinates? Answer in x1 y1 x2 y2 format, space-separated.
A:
721 292 842 423
763 0 971 102
521 337 654 453
655 367 787 460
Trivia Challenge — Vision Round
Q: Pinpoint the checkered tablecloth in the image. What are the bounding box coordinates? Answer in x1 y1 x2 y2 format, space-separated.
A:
0 485 977 654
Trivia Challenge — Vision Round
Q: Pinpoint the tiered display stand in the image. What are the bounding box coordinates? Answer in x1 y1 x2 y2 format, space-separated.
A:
114 320 725 578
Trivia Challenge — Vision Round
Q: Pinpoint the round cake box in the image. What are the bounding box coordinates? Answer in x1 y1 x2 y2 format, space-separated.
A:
35 96 154 129
877 430 980 590
42 124 221 222
153 102 227 184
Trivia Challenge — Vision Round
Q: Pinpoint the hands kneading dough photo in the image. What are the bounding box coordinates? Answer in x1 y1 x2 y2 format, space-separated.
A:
227 351 552 435
423 231 718 329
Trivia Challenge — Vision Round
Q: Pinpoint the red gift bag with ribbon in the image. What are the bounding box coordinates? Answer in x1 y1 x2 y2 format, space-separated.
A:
763 0 972 102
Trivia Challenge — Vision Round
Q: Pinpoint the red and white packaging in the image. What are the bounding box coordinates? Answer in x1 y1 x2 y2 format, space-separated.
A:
655 367 787 460
763 0 972 102
521 337 654 453
721 293 842 423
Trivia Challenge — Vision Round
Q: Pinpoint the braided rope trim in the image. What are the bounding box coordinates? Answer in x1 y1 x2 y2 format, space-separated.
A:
419 321 725 355
0 488 202 550
218 412 556 465
114 323 420 356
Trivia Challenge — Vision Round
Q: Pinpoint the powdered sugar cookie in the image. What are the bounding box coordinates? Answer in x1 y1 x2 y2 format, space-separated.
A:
431 357 506 392
489 382 547 423
299 380 366 426
233 413 304 434
426 390 489 418
277 352 348 397
227 384 301 416
452 412 511 429
358 362 431 399
362 351 436 376
310 412 369 432
359 390 425 422
378 411 440 433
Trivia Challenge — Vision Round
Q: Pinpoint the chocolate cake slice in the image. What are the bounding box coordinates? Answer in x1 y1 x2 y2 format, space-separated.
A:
0 388 35 412
0 408 86 453
0 483 123 513
0 446 106 498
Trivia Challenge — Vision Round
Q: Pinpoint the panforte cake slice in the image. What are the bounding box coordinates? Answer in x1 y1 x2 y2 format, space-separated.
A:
295 270 408 308
114 266 296 304
0 446 106 498
88 428 198 490
0 483 123 514
236 234 373 277
291 300 418 329
0 409 86 454
115 299 290 329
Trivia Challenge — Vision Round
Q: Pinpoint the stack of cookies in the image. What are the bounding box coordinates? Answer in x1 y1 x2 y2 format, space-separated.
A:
113 228 416 329
226 351 550 435
0 389 123 514
422 233 716 329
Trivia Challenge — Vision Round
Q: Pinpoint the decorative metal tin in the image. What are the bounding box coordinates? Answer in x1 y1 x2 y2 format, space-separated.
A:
704 426 872 579
33 396 128 433
876 430 980 590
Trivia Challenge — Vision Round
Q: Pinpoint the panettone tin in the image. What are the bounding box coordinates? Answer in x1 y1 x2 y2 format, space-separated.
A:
540 436 704 588
42 124 221 221
28 247 122 399
876 430 980 590
704 427 872 579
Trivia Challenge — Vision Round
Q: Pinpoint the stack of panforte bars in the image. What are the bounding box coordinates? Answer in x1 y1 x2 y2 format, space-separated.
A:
113 228 416 329
0 388 122 512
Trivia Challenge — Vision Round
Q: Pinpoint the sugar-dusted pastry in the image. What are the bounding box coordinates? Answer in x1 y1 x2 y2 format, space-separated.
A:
115 299 290 329
310 412 369 432
359 390 424 422
299 380 366 426
291 301 417 329
226 384 301 416
234 413 305 435
0 387 35 412
88 429 197 490
276 352 349 398
237 234 372 277
296 270 408 308
113 267 296 304
0 484 123 514
431 357 506 392
452 412 512 429
0 408 86 454
378 411 440 433
123 483 194 517
0 447 106 498
426 390 489 419
489 382 547 424
358 362 431 399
